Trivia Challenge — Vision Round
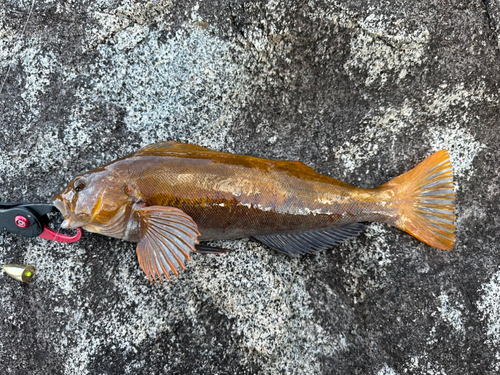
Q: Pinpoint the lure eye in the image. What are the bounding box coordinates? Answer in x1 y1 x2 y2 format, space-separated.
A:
73 178 86 192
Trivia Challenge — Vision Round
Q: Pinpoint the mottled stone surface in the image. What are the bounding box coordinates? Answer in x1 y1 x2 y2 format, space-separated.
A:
0 1 499 374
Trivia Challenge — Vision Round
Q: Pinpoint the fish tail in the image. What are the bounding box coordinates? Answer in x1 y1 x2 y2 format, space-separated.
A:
379 150 456 250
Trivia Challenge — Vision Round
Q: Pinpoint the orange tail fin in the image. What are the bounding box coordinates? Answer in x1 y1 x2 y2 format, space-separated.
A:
380 150 456 250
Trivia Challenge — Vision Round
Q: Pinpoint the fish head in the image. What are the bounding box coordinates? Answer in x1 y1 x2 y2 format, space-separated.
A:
52 170 132 234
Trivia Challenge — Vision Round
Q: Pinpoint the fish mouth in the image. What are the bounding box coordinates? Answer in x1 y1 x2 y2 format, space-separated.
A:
53 197 68 217
53 197 80 229
61 218 79 229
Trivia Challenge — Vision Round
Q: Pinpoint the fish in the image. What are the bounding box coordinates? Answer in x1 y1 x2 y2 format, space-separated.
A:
52 141 456 283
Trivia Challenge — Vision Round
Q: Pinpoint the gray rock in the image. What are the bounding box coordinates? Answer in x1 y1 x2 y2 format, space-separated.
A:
0 1 498 374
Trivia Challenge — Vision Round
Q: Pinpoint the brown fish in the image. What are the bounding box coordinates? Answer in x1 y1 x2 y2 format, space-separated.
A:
53 141 456 282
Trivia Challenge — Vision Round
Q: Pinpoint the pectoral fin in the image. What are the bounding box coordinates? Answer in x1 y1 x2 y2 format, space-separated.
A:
136 206 200 283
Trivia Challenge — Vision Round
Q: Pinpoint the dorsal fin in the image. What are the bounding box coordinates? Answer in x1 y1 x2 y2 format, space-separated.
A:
134 142 354 188
137 143 315 174
272 160 319 175
254 224 365 257
137 141 213 154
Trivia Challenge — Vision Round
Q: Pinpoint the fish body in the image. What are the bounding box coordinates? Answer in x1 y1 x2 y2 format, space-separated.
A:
53 141 456 282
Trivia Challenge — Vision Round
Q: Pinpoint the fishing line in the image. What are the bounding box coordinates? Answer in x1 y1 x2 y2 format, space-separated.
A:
0 0 36 96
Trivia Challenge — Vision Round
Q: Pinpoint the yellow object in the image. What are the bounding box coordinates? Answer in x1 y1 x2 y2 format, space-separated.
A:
3 264 35 282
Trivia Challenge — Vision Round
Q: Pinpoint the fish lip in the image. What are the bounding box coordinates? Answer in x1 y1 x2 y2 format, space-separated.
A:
61 218 80 229
53 197 81 229
53 197 73 221
53 197 67 216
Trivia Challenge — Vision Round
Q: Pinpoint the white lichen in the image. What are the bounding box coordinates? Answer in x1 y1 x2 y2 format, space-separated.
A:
428 125 485 179
335 102 414 174
335 86 487 185
78 25 250 150
404 356 448 375
477 271 500 372
190 239 347 374
478 271 500 346
344 13 429 85
342 223 393 304
378 364 400 375
437 293 465 334
424 86 488 178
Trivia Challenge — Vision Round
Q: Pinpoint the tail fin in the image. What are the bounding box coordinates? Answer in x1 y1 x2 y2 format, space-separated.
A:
380 150 456 250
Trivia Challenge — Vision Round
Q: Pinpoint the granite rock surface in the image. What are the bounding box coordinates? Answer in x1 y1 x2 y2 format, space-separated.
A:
0 1 499 374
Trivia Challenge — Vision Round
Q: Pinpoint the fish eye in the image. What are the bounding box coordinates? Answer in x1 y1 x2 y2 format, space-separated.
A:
73 178 86 192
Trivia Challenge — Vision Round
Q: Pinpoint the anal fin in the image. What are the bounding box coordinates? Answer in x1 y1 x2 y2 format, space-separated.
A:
254 224 365 257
